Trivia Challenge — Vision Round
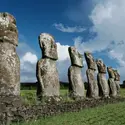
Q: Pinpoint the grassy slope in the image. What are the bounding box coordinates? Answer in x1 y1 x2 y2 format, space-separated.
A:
21 89 69 104
21 88 125 104
13 102 125 125
21 88 125 97
13 88 125 125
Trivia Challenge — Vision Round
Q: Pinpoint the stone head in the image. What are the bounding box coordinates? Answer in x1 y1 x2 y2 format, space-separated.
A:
107 67 115 78
84 52 96 70
96 59 106 73
68 46 83 67
39 33 58 60
113 70 120 81
0 12 18 46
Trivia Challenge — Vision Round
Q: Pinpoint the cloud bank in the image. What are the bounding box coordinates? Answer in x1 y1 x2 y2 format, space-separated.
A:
17 42 38 82
53 23 86 33
74 0 125 82
18 0 125 83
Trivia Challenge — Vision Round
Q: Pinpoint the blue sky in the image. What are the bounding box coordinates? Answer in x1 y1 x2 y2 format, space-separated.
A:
1 0 94 56
1 0 125 83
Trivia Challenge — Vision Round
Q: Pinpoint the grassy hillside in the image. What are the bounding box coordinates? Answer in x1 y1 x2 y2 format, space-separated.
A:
21 88 125 104
13 88 125 125
21 89 69 104
12 101 125 125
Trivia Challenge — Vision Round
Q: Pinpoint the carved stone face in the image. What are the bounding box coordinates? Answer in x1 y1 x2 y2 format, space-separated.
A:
96 59 106 73
39 33 58 60
0 12 18 46
113 70 120 81
68 46 83 67
107 67 115 78
84 52 96 70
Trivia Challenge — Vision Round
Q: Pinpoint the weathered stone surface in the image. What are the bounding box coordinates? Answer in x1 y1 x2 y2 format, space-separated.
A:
36 59 60 97
0 12 18 46
86 69 99 98
96 59 109 97
108 78 117 97
68 46 83 67
84 52 99 98
39 33 58 60
37 33 60 101
68 66 85 99
107 67 117 97
68 47 85 99
114 70 120 81
0 12 20 96
115 81 120 95
96 59 106 73
107 67 115 79
97 73 109 98
84 52 96 70
114 70 120 95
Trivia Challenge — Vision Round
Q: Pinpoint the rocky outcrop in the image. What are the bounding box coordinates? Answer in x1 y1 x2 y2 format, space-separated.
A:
36 33 60 101
84 52 99 98
68 47 85 100
114 70 120 95
0 12 20 96
107 67 117 97
96 59 109 98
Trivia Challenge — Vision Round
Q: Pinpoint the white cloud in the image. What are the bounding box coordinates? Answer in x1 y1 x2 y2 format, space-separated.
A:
17 42 38 82
18 41 70 83
17 41 87 83
57 59 70 82
21 52 37 64
74 0 125 52
56 42 87 82
56 42 69 61
53 23 86 33
17 0 125 83
72 0 125 82
56 42 70 82
18 40 70 83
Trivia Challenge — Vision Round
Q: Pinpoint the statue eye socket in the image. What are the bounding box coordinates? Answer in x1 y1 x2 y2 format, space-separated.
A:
3 13 6 17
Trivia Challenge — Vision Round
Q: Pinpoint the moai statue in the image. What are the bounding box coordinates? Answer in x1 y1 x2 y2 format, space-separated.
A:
84 52 99 98
36 33 60 101
68 47 85 100
114 70 120 95
107 67 117 97
96 59 109 98
0 12 20 96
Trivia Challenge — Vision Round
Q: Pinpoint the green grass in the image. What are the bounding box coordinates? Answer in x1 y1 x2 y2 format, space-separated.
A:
21 88 125 104
21 89 68 96
21 90 36 105
119 88 125 97
12 102 125 125
21 89 69 104
17 88 125 125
